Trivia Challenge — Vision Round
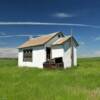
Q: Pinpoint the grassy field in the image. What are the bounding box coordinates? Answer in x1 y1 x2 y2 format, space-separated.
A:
0 58 100 100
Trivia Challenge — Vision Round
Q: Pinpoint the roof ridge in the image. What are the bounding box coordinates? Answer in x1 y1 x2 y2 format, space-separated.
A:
18 31 62 48
30 31 60 40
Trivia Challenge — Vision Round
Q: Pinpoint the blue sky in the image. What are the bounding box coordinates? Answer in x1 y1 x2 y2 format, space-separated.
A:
0 0 100 57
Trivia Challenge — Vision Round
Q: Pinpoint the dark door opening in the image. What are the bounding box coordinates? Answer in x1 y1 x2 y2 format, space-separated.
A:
46 47 51 60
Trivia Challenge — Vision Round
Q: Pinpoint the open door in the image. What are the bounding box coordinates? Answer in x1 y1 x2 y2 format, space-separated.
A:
46 47 51 60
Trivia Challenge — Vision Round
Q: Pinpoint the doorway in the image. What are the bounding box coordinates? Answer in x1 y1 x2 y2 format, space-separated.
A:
46 47 51 60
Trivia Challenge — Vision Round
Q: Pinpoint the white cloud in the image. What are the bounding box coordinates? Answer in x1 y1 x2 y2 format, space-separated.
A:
0 35 32 38
95 37 100 41
94 50 100 56
0 34 42 38
0 48 18 58
78 50 100 58
79 41 85 45
0 22 98 29
52 13 75 18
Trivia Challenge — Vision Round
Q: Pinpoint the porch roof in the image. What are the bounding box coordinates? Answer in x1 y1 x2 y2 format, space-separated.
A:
52 36 79 46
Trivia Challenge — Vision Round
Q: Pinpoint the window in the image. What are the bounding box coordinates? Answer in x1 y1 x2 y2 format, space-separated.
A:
58 34 64 38
58 34 61 38
23 49 32 62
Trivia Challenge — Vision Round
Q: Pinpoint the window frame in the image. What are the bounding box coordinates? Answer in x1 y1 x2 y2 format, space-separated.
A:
23 49 32 62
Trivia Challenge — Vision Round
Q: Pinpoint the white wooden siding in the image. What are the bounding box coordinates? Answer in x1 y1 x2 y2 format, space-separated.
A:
73 47 77 66
18 46 46 68
51 45 64 58
63 42 72 68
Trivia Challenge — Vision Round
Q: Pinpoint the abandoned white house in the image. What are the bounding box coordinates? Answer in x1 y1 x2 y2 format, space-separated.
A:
18 32 79 68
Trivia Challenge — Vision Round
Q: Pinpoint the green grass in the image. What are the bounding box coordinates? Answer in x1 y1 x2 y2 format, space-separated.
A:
0 58 100 100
